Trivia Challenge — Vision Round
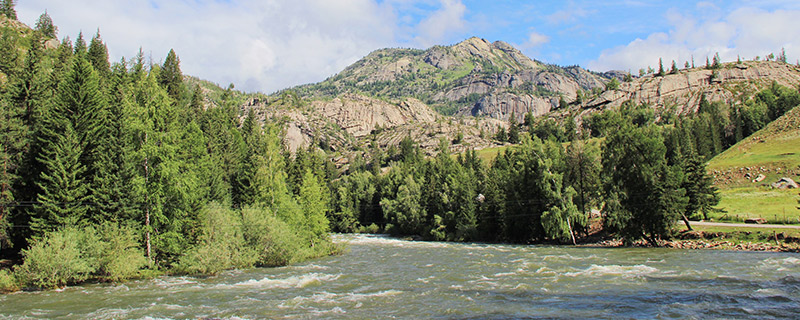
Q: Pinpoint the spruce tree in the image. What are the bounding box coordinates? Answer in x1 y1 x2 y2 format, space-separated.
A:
0 92 27 251
87 30 110 78
1 0 16 20
0 27 19 76
159 49 184 102
32 123 89 236
73 32 87 56
682 152 719 221
35 11 57 39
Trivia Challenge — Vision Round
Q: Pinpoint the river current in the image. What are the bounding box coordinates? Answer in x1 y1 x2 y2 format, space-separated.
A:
2 234 800 319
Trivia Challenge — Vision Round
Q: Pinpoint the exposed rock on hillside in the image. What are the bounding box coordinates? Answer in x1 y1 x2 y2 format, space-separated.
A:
313 94 437 138
585 61 800 114
296 37 609 122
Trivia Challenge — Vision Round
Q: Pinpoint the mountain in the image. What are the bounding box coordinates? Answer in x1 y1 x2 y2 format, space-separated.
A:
244 38 800 167
242 37 616 166
294 37 609 120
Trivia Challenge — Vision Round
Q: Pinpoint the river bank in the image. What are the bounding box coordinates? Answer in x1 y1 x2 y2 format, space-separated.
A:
583 230 800 252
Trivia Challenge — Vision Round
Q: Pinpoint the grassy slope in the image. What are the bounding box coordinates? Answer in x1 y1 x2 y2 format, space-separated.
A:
708 105 800 223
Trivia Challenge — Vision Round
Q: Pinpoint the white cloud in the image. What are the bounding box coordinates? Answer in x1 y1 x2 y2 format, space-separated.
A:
15 0 468 93
413 0 467 47
523 31 550 48
588 7 800 72
546 2 590 24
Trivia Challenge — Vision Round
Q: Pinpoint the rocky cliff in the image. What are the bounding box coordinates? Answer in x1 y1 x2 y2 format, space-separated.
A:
296 37 610 122
584 61 800 115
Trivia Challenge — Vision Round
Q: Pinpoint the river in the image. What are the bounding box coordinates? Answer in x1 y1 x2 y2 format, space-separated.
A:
2 234 800 319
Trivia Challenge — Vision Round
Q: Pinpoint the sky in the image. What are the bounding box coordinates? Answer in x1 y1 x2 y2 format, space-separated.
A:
15 0 800 93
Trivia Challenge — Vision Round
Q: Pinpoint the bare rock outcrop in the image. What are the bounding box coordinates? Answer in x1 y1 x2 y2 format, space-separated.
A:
585 61 800 114
462 93 555 122
315 94 438 138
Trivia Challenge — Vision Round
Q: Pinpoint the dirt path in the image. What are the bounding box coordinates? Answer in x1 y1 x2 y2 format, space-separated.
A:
690 221 800 229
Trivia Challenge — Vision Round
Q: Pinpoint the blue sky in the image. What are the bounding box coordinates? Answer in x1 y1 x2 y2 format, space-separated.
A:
15 0 800 93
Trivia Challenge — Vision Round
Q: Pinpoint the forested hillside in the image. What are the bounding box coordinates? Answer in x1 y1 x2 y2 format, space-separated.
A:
1 10 337 290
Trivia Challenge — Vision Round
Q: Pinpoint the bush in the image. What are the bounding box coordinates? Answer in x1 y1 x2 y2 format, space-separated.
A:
241 205 304 267
358 223 381 234
15 227 95 289
177 203 256 275
94 223 147 281
0 269 19 293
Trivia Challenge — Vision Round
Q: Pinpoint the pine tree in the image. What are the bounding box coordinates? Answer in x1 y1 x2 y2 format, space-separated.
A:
87 30 110 78
159 49 184 102
682 152 719 221
564 140 601 225
34 11 57 38
32 123 90 236
188 84 204 122
495 125 507 142
9 31 48 126
658 58 665 76
1 0 16 20
0 27 20 76
0 91 27 251
73 32 87 56
670 60 678 74
507 111 519 144
602 125 687 245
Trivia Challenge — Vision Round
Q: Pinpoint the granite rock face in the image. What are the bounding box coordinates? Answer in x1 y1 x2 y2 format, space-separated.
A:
584 62 800 115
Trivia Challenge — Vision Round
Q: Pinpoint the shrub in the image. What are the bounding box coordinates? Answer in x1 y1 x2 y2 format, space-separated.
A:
241 205 304 267
177 203 256 275
15 227 95 289
94 223 147 281
0 269 19 293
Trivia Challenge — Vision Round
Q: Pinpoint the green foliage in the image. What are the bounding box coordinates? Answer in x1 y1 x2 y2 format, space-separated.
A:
494 125 507 142
0 0 16 20
87 31 110 77
32 122 89 235
15 227 96 289
381 174 427 236
0 268 19 292
531 117 566 142
92 223 147 281
298 170 331 245
602 125 686 244
15 225 145 288
240 205 304 267
34 11 57 38
564 140 602 219
605 78 620 90
541 187 582 242
159 49 184 102
177 203 254 275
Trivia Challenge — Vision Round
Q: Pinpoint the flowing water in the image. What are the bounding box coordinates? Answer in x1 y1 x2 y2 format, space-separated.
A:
2 234 800 319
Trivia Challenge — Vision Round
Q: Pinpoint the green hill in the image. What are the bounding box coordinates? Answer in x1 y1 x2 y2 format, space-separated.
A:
707 104 800 223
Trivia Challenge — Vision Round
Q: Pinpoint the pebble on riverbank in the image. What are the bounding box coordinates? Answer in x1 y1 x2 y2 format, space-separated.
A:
585 237 800 252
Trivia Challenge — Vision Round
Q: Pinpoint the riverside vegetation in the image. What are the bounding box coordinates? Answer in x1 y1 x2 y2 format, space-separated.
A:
0 10 338 292
2 6 800 293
